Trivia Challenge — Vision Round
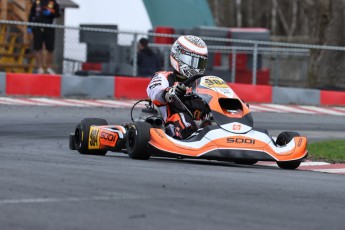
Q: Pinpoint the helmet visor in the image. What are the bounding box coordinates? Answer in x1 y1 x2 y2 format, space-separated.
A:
179 53 207 69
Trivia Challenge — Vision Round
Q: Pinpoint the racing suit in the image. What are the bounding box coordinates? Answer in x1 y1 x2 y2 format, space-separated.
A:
147 71 205 139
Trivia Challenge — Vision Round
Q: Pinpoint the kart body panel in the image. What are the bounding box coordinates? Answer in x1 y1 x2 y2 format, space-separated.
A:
148 127 308 162
87 125 127 152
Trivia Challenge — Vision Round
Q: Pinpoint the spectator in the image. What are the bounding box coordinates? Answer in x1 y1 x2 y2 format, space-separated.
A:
137 38 161 77
27 0 60 74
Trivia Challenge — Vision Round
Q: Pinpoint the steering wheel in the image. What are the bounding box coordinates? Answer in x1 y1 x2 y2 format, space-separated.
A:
173 74 206 117
178 74 205 101
182 74 205 87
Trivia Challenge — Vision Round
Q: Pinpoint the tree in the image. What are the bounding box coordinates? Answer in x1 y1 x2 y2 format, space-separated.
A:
207 0 345 89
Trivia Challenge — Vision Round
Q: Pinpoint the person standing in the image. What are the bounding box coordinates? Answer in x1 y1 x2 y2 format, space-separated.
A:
137 38 161 77
27 0 60 74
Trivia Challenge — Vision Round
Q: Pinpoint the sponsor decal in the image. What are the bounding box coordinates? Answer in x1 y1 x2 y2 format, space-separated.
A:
149 83 161 89
297 137 303 147
200 76 228 89
88 127 100 149
233 124 241 130
227 137 256 145
100 131 118 147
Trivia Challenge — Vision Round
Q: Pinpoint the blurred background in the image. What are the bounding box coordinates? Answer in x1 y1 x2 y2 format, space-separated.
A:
1 0 345 91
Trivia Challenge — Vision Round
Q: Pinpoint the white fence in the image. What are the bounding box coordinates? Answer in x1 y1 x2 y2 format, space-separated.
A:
1 20 345 90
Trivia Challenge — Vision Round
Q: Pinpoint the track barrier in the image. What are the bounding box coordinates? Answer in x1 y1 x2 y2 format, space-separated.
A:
1 72 345 106
6 73 61 97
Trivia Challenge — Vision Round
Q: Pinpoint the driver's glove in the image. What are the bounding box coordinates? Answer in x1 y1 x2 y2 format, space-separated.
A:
174 83 186 98
164 83 186 103
164 87 175 103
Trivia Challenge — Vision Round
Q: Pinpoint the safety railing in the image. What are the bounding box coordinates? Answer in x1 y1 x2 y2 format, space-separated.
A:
1 19 345 90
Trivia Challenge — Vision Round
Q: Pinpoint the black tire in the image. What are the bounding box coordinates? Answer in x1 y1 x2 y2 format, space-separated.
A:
233 159 259 165
126 122 151 160
275 131 300 146
276 160 301 170
74 118 108 155
69 133 76 150
275 131 301 169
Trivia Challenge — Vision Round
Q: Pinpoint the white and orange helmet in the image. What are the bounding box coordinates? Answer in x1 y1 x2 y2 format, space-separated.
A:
170 35 208 79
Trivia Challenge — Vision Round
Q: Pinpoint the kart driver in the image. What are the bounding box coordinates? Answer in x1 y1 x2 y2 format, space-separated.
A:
146 35 208 139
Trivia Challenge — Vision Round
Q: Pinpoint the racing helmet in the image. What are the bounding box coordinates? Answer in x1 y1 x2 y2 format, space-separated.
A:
170 35 208 79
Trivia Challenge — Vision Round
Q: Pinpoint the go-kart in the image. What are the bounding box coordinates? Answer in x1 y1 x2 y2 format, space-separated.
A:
69 75 308 169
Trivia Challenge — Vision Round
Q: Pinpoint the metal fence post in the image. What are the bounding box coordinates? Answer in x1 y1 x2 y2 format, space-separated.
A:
231 49 237 82
274 52 279 86
132 33 138 76
164 48 169 70
252 43 258 85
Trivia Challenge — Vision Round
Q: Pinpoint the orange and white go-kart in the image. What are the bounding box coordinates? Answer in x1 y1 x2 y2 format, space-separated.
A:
69 75 308 169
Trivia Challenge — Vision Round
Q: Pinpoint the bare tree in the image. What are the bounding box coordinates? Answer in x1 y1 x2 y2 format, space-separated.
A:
302 0 345 88
208 0 345 88
271 0 278 35
247 0 254 26
236 0 242 27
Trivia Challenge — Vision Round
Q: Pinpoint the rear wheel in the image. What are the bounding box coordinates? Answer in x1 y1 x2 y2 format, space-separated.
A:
126 122 151 160
75 118 108 155
276 131 301 169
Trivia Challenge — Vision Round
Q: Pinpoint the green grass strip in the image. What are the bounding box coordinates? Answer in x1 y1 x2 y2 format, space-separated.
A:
308 140 345 163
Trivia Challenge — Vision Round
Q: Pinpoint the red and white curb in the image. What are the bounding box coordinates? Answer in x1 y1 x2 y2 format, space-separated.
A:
257 161 345 175
1 97 345 116
0 97 137 108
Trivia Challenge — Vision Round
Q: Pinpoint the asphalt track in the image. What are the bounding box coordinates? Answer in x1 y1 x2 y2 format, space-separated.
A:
1 105 345 230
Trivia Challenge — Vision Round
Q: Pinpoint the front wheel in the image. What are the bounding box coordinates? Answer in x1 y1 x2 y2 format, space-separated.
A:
276 161 301 170
276 131 302 169
126 122 152 160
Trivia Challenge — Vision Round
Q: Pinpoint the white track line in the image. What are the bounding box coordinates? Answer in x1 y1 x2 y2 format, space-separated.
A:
262 104 317 114
96 99 136 107
30 98 86 107
63 99 115 107
256 161 331 167
0 97 47 106
0 100 17 105
300 161 330 166
0 194 150 205
248 104 283 113
298 105 345 116
334 107 345 112
314 168 345 173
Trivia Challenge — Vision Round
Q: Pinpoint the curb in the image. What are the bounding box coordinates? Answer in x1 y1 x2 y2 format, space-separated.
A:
257 161 345 175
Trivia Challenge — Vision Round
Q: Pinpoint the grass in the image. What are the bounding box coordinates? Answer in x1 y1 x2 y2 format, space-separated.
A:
308 140 345 163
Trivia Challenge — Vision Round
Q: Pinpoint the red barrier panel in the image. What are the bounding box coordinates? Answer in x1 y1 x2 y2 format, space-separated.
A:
115 76 151 99
234 69 270 85
114 76 272 102
213 52 222 66
320 90 345 105
228 83 272 103
82 63 102 71
230 53 248 71
6 73 61 97
154 26 175 44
